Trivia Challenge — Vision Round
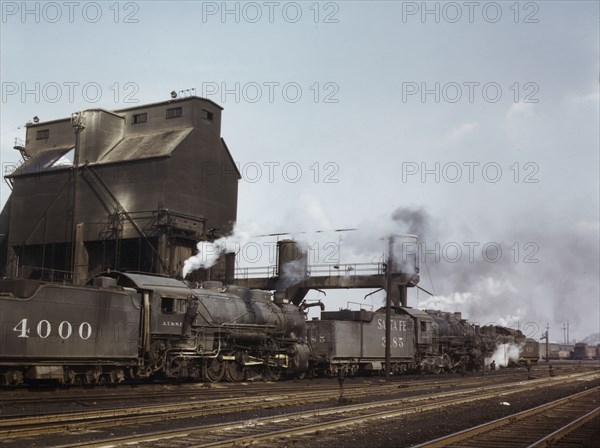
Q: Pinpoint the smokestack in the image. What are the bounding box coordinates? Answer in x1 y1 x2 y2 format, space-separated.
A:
399 285 408 307
388 234 420 285
385 234 420 307
277 239 307 284
224 251 236 284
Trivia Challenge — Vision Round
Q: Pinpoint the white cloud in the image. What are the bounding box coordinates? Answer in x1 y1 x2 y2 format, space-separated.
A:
507 102 535 120
574 220 600 235
444 122 480 144
502 102 537 142
418 291 473 311
565 92 600 106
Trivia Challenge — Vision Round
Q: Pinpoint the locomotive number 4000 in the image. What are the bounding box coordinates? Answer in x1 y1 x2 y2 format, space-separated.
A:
13 318 93 340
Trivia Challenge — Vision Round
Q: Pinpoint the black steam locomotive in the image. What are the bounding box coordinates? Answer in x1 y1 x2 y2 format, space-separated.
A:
0 271 525 385
307 308 526 377
0 272 308 385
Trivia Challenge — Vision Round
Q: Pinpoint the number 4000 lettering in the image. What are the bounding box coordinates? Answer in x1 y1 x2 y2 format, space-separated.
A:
13 318 92 340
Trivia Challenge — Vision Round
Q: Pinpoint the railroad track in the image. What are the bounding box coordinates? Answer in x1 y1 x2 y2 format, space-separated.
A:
0 373 527 421
414 385 600 447
2 364 575 410
1 378 461 438
34 371 597 448
0 382 349 406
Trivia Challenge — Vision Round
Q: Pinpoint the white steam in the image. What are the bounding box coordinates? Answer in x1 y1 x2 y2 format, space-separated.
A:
280 258 308 286
485 343 523 368
417 278 526 328
182 223 255 278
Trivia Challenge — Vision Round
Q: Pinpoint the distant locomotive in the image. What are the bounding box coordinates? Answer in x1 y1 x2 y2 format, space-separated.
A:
519 338 540 364
0 272 308 385
307 307 526 376
572 342 600 360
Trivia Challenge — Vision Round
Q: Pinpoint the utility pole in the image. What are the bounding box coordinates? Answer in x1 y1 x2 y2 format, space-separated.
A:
543 323 549 362
384 238 393 379
70 111 86 285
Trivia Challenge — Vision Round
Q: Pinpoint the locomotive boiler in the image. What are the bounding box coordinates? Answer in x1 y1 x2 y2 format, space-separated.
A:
424 309 484 372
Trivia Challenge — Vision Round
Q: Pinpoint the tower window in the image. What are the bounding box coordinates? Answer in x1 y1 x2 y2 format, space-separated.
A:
201 109 213 121
36 129 50 140
166 107 183 119
133 113 147 124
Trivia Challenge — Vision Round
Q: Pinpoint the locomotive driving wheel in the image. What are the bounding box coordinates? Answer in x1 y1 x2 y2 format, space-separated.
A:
203 359 225 382
264 366 282 381
224 361 246 382
63 369 76 385
2 370 23 386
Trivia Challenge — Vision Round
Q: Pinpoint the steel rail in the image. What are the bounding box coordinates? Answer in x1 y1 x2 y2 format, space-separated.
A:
527 406 600 448
0 382 368 406
413 385 600 448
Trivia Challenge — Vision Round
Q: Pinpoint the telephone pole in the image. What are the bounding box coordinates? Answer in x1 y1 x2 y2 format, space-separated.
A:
544 323 549 362
384 238 393 379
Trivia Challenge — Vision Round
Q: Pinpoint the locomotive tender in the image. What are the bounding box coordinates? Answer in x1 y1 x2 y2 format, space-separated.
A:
308 308 425 376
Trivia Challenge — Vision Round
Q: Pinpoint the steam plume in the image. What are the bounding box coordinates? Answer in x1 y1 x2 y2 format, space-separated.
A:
182 223 254 278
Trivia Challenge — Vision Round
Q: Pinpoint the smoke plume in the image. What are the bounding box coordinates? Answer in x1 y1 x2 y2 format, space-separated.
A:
333 205 599 341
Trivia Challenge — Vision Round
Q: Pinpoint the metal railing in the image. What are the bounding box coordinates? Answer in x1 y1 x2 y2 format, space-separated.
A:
17 265 74 283
235 262 385 280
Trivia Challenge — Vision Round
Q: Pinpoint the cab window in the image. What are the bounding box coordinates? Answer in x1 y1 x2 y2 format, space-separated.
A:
161 297 185 313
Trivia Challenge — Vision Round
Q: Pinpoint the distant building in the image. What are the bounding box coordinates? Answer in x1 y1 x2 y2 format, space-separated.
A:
0 97 240 283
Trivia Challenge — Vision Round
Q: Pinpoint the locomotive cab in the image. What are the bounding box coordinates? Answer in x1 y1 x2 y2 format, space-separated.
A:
396 307 433 354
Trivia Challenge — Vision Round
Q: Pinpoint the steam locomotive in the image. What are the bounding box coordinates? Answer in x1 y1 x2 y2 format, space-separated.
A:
308 308 527 376
0 271 525 386
0 272 308 385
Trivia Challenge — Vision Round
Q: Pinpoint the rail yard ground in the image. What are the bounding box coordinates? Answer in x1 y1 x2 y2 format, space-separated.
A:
0 360 598 447
317 363 600 448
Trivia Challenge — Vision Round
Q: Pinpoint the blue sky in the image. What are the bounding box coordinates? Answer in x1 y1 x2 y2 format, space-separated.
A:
1 1 599 340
